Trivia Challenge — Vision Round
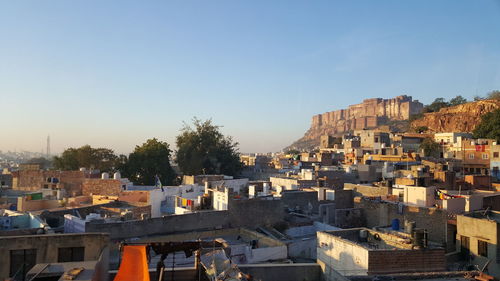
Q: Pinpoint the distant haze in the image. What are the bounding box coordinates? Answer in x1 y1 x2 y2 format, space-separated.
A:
1 1 499 154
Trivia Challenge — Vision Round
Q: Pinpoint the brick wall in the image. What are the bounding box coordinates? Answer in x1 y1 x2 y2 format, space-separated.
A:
12 170 89 196
118 191 150 203
82 179 122 196
368 249 446 274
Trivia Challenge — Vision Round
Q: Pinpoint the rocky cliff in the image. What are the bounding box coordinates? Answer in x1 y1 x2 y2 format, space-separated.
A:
287 95 423 151
410 99 500 133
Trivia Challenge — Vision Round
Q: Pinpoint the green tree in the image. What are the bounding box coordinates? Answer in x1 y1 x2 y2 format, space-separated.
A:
486 90 500 100
414 126 428 133
419 138 441 158
473 95 484 101
176 118 242 176
473 109 500 141
423 98 450 113
53 145 119 172
121 138 176 186
449 95 467 106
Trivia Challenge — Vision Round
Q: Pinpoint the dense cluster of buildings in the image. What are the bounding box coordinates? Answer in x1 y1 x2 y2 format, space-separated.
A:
1 129 500 281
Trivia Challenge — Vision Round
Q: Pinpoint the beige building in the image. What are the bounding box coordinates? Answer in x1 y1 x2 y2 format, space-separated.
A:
457 211 500 277
317 228 445 278
0 233 109 280
431 132 471 158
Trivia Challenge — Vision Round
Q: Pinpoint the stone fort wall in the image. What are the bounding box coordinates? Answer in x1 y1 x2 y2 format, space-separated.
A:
311 95 423 133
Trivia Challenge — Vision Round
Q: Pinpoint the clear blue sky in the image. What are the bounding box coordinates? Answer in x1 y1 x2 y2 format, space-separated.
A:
1 1 499 154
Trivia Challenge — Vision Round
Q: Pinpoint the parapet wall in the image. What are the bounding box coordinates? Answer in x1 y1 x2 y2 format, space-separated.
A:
86 198 285 239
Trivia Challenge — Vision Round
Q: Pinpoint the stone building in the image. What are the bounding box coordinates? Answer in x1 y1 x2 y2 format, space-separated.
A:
311 95 423 134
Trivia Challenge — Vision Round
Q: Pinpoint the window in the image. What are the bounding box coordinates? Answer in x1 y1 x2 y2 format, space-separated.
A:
482 153 488 160
10 249 37 278
58 247 85 262
494 152 499 158
478 240 488 257
374 137 379 143
469 153 474 159
460 236 470 258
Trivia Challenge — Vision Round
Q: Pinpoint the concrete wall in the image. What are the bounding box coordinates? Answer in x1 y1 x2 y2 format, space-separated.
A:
228 198 285 228
442 198 466 213
317 231 370 276
86 198 285 240
0 233 109 280
403 186 436 207
288 237 317 260
86 211 230 239
270 177 299 190
281 190 319 213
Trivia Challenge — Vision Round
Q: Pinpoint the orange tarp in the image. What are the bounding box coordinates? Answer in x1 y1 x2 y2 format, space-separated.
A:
114 245 150 281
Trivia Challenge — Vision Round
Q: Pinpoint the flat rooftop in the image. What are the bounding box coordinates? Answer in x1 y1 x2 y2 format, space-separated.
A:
464 210 500 223
321 228 441 251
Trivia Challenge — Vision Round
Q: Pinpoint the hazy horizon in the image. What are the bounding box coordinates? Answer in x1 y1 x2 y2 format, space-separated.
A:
1 1 499 154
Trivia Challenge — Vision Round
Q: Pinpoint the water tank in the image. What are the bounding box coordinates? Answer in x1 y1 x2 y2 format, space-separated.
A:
359 230 368 242
405 221 416 234
249 185 256 198
391 218 400 231
346 167 352 173
263 183 270 194
79 167 86 172
113 172 121 180
204 182 209 194
101 172 109 179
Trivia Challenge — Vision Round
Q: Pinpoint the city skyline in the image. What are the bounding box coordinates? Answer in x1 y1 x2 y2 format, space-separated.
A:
1 0 499 154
